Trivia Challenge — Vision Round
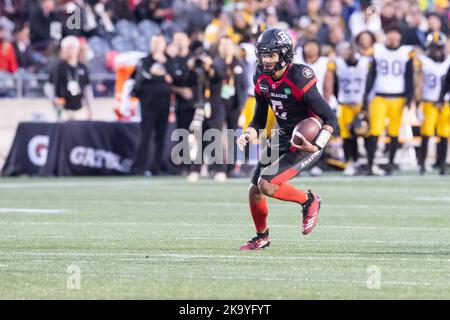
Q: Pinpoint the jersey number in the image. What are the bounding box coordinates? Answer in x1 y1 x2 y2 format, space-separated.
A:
341 78 363 94
425 74 437 88
271 100 287 120
378 59 403 76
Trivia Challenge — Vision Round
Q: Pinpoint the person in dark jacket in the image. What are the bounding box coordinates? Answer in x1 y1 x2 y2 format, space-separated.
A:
29 0 62 51
129 34 173 176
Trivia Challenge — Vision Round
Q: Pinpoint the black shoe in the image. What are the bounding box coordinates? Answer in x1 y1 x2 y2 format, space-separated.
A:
385 164 394 176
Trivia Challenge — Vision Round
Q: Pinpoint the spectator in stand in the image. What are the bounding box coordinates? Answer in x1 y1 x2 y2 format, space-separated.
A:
426 12 443 36
183 0 213 36
134 0 171 23
29 0 62 51
317 0 345 47
276 0 300 26
232 11 253 44
104 0 134 23
402 4 427 48
13 23 41 71
348 0 382 38
0 0 29 24
301 0 323 25
380 1 401 31
0 25 18 73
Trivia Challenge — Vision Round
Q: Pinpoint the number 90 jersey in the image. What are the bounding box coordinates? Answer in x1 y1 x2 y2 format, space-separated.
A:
419 55 450 102
253 63 318 135
373 43 413 95
334 56 370 105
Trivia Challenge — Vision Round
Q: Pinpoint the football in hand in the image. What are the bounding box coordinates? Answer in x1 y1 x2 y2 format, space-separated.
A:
291 117 323 147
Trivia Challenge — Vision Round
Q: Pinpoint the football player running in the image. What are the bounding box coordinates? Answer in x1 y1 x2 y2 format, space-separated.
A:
417 32 450 175
237 29 337 250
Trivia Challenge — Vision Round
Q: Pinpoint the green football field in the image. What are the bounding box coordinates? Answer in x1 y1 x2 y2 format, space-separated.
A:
0 174 449 299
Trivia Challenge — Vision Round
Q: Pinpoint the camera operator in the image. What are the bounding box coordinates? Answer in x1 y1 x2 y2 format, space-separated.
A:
187 36 248 182
129 34 173 176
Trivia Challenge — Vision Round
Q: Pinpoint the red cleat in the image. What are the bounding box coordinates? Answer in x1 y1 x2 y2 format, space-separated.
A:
239 229 270 250
301 190 321 235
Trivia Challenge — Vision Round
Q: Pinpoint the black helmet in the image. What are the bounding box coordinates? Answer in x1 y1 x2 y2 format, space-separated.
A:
425 31 448 49
350 112 370 137
255 28 294 75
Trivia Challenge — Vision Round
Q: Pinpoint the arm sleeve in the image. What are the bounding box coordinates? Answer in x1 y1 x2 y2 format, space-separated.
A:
363 59 376 107
404 58 414 105
248 90 269 132
439 65 450 103
303 84 338 131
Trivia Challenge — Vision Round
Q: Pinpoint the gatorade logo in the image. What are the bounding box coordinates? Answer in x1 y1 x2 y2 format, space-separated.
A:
28 135 49 166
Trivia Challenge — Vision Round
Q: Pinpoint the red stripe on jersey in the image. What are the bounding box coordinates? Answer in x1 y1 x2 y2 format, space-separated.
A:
270 168 299 185
283 77 317 101
302 77 317 93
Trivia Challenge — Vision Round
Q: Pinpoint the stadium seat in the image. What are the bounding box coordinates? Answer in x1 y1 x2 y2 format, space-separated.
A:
133 35 150 53
88 36 112 58
137 20 161 39
111 35 135 53
115 19 139 39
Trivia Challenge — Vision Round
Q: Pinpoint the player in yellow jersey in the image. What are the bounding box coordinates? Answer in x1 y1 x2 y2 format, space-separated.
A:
417 32 450 175
362 26 415 175
325 42 371 176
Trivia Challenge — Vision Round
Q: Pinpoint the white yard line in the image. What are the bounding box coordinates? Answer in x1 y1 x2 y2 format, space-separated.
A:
183 275 450 287
1 199 449 211
415 196 450 202
0 208 70 214
0 175 449 189
1 251 449 263
0 221 448 231
1 270 447 288
0 235 449 245
39 199 450 209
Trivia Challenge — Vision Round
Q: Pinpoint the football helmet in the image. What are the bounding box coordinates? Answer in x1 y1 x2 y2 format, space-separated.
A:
255 28 294 75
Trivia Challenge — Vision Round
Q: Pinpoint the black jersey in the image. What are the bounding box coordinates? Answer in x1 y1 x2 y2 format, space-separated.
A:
249 63 337 138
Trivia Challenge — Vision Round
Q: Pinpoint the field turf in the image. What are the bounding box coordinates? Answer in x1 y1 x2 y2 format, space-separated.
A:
0 174 449 299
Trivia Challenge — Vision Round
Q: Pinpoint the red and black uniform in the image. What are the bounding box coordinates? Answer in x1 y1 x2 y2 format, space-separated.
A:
249 63 337 186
